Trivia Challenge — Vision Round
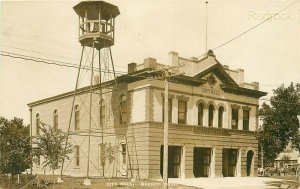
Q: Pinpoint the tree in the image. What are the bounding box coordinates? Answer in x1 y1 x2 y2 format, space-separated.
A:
32 123 73 177
257 82 300 166
0 117 31 177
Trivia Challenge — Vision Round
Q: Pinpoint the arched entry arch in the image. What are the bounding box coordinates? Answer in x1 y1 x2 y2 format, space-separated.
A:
246 150 255 176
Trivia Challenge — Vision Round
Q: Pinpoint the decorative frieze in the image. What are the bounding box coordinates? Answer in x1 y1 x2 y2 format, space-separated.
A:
192 125 230 136
176 95 189 101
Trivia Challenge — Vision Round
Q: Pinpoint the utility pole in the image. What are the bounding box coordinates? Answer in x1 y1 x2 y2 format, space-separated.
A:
163 69 169 189
160 65 184 189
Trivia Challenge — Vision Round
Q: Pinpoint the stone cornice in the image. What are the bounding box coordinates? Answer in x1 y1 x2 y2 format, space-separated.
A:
221 84 267 98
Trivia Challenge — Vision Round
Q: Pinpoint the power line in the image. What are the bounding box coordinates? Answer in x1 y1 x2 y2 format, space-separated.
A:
1 50 80 67
0 44 79 60
198 0 298 58
0 51 126 75
0 44 128 69
0 50 150 79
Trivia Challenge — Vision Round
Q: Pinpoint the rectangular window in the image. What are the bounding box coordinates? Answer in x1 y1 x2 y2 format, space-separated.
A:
99 144 105 167
121 144 126 164
75 145 80 166
178 100 187 124
243 110 250 130
162 98 172 123
231 109 238 129
100 104 105 127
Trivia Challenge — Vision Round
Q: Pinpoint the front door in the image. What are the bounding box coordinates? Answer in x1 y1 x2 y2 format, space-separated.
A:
160 145 182 178
194 147 211 177
222 149 237 177
247 150 254 176
228 149 237 177
172 147 181 178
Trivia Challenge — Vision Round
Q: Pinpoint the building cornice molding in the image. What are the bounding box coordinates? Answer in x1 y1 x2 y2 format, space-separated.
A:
221 84 267 98
140 86 260 107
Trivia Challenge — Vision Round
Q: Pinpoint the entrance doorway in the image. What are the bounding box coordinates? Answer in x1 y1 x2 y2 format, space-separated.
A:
222 149 238 177
246 150 254 176
160 145 182 178
193 147 211 177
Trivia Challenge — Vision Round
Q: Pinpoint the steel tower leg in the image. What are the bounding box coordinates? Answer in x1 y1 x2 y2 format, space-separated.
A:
58 46 85 183
84 41 95 186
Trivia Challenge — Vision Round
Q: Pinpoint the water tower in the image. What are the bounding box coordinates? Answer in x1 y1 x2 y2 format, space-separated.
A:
60 1 120 186
73 1 120 49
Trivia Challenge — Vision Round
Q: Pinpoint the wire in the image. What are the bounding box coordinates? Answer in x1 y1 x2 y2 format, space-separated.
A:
0 44 78 60
1 50 79 67
0 44 127 69
0 51 126 75
198 0 298 58
0 50 151 79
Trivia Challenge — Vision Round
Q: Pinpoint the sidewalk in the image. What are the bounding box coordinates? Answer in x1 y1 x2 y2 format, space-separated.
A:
168 177 291 189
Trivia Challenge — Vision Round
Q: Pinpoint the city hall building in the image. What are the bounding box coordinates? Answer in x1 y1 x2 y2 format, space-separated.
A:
28 50 266 179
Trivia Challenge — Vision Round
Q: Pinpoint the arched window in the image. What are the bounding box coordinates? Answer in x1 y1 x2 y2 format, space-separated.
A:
198 103 204 126
99 143 105 167
99 99 105 127
53 109 58 130
74 105 80 130
36 113 40 135
208 105 214 127
120 95 127 125
218 106 224 128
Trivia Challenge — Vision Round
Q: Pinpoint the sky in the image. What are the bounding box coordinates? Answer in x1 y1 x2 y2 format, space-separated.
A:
0 0 299 124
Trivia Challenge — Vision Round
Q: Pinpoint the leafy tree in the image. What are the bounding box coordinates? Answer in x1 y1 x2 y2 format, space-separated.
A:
0 117 31 177
257 83 300 166
32 123 73 176
105 142 117 164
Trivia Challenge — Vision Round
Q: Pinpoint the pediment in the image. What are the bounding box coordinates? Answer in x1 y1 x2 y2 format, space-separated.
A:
193 62 238 87
199 73 223 90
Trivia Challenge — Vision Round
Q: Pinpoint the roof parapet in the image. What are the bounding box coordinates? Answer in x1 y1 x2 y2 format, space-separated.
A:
168 51 179 67
143 58 157 69
128 63 137 74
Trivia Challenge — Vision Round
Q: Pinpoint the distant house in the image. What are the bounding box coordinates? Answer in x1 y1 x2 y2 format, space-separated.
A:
274 150 299 169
